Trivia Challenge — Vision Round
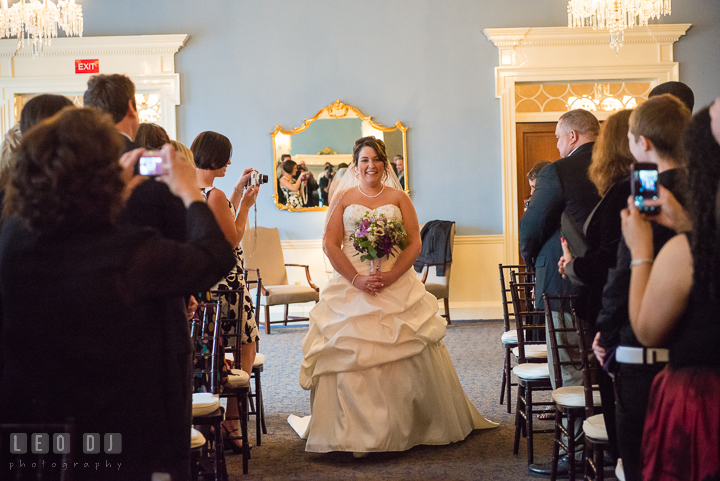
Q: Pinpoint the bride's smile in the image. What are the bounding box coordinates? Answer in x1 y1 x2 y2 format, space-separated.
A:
357 146 385 188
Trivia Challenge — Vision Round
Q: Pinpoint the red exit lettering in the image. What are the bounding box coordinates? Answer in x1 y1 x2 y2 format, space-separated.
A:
75 59 99 74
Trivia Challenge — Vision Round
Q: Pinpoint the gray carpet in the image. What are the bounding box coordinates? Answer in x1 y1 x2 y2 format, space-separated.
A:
226 321 558 480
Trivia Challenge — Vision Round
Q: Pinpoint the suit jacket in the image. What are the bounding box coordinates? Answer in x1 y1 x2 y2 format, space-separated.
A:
0 203 235 480
519 142 600 313
564 178 631 327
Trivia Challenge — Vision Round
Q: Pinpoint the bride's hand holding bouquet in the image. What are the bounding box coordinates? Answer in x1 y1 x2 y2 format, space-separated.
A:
349 211 408 293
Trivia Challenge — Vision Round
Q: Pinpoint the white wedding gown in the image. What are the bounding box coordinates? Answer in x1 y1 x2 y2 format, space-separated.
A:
288 204 497 453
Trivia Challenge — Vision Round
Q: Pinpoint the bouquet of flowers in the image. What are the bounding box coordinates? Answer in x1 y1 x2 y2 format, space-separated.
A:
349 210 408 263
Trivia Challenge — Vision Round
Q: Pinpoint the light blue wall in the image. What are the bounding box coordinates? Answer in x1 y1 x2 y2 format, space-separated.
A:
82 0 720 239
292 119 361 155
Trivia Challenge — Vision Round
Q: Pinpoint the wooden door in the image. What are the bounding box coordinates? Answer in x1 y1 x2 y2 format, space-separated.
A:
516 122 559 222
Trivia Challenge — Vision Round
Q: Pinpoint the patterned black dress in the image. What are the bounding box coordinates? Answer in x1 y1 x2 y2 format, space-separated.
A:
194 187 260 392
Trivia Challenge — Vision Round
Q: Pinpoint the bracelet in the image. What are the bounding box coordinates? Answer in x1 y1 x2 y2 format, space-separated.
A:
630 258 654 268
351 273 359 286
234 186 243 195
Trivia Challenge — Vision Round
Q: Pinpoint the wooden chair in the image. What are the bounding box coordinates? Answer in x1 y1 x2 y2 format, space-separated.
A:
1 421 76 481
209 289 252 475
417 222 456 324
498 264 526 412
543 294 602 481
243 269 268 446
511 280 554 466
190 301 228 481
241 226 319 334
575 314 611 481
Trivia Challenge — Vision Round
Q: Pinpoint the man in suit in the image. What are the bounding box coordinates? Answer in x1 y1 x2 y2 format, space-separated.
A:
519 108 600 475
84 74 193 480
394 154 405 189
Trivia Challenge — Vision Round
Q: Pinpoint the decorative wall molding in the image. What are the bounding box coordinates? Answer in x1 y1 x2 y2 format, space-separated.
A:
0 34 188 141
483 24 689 265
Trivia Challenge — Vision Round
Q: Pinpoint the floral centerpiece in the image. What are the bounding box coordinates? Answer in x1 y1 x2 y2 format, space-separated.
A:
349 210 408 271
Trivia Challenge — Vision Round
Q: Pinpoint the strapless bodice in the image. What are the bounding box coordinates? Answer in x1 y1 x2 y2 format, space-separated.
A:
342 204 403 274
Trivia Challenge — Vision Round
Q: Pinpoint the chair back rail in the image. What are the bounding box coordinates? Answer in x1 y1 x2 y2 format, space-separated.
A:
498 264 527 332
543 294 580 389
509 280 546 363
210 289 247 370
192 300 223 394
574 311 602 419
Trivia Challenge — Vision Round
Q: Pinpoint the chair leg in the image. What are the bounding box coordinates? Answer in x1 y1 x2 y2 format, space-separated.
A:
254 371 262 446
283 304 289 326
443 297 451 324
499 351 507 406
241 391 250 475
568 412 576 481
551 408 561 481
526 385 534 466
264 305 271 334
596 445 604 481
505 347 513 413
513 383 524 455
214 419 228 481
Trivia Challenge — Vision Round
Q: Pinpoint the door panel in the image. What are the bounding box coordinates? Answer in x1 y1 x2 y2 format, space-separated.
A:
516 122 558 222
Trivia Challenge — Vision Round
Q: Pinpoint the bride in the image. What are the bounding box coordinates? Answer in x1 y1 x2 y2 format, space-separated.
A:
289 136 497 454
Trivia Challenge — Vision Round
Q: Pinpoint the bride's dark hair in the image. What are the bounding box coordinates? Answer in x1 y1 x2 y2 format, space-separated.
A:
352 136 388 168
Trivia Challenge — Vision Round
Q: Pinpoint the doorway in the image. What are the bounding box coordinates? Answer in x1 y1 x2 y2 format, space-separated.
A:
515 122 558 223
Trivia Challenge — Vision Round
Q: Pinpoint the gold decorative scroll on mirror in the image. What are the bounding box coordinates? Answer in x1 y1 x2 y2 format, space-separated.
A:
271 100 408 212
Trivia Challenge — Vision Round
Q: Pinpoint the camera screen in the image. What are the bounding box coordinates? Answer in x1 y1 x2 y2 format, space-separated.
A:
634 169 659 210
139 156 163 176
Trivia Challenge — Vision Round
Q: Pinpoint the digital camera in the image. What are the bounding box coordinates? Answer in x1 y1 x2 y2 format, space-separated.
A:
249 170 269 186
138 151 165 176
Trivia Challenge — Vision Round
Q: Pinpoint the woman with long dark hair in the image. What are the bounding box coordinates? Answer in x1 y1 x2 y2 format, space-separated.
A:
622 105 720 480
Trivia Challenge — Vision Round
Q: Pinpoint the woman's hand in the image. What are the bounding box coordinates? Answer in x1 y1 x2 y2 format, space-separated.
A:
621 196 654 261
240 185 259 210
558 237 572 278
592 332 606 367
186 295 198 321
119 148 147 200
235 168 254 192
353 273 384 295
642 185 691 233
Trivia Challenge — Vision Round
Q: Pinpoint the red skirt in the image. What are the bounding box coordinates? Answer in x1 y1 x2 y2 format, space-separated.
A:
642 366 720 481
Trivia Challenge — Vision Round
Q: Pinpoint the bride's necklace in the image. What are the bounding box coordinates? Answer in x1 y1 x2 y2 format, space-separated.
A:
358 184 385 198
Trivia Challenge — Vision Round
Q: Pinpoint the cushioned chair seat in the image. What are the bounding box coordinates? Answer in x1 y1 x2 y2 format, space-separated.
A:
190 428 206 449
501 329 518 343
552 385 602 407
512 344 547 359
583 413 609 441
253 353 265 367
513 362 550 379
227 369 250 388
253 284 319 306
192 393 221 416
225 352 265 367
424 282 449 299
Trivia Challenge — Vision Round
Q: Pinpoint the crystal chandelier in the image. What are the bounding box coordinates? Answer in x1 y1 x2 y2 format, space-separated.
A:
0 0 83 56
568 0 671 52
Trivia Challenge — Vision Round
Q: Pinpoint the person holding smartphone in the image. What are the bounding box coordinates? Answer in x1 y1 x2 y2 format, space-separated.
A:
593 92 692 481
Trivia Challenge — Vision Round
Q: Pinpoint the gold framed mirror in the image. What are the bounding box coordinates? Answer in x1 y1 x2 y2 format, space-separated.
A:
271 100 408 212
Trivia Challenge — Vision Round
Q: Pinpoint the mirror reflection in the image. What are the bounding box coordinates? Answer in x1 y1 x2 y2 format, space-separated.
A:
271 100 408 212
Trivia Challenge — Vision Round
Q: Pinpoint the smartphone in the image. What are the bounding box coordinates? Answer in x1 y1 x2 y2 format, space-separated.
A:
138 151 164 176
631 162 659 214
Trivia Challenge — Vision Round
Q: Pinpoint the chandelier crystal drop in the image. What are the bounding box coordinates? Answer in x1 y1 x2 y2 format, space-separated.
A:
0 0 83 57
568 0 671 52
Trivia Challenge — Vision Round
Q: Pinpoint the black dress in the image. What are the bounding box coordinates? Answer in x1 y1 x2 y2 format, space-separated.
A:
0 202 235 481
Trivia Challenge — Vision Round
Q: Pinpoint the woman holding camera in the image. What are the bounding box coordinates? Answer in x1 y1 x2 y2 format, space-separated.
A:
0 108 236 480
192 131 260 451
279 158 306 208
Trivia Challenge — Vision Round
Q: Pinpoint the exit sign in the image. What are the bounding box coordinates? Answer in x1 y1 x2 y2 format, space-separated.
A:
75 59 99 74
